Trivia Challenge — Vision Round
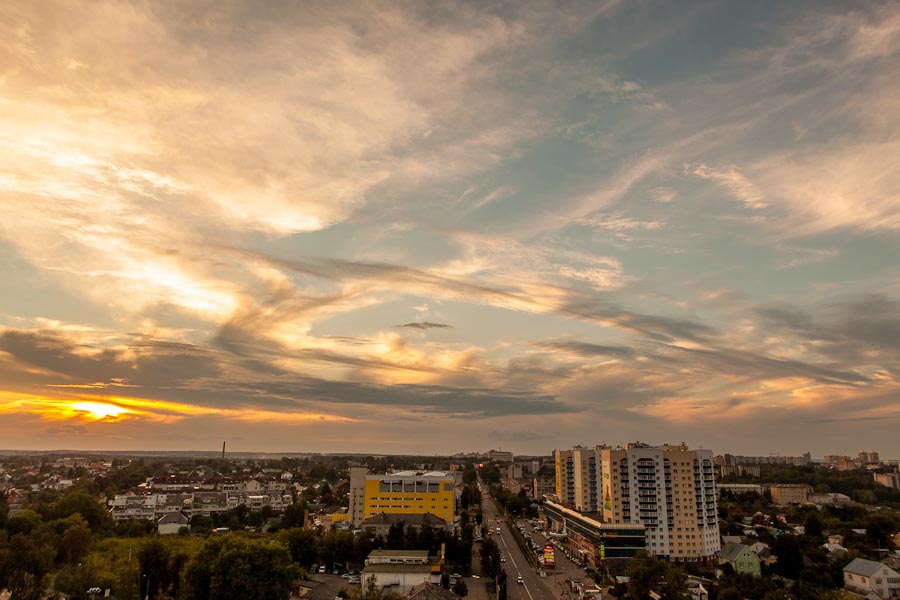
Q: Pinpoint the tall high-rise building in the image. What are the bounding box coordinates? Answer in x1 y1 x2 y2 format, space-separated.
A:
554 445 603 512
859 450 880 464
600 443 720 563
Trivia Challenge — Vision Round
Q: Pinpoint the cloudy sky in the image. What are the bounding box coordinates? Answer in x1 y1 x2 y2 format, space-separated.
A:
1 1 899 457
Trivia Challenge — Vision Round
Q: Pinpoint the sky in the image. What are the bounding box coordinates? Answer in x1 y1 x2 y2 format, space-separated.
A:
1 1 899 457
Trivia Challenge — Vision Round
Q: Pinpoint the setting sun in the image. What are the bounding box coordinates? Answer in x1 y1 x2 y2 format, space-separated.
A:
68 401 134 421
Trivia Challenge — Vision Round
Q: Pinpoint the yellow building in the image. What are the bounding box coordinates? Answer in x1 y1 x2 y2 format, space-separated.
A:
769 484 812 505
349 470 456 526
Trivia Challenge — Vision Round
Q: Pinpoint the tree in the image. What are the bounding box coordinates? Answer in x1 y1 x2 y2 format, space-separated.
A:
386 522 405 549
138 539 171 600
772 534 804 579
460 487 473 510
280 501 306 529
278 528 318 567
58 520 92 566
627 551 666 600
52 490 110 531
0 532 55 600
54 563 116 600
479 537 500 579
804 513 823 539
363 574 381 600
452 580 468 597
5 509 42 536
184 534 296 600
404 524 419 549
626 551 688 600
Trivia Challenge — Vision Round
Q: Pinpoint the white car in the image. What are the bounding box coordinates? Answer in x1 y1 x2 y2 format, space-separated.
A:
516 576 524 585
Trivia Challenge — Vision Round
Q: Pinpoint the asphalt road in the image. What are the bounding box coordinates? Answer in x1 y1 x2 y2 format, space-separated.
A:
479 487 613 600
480 492 558 600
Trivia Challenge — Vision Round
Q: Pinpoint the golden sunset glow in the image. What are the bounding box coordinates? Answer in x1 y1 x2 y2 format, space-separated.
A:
0 1 898 454
69 401 136 421
0 392 356 428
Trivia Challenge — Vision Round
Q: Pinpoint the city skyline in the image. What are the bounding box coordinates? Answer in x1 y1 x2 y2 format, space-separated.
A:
1 1 899 455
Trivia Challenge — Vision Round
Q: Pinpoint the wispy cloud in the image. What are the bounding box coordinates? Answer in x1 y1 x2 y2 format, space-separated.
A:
1 1 899 453
397 322 453 330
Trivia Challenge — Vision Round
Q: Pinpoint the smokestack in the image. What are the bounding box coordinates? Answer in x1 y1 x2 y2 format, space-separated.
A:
222 441 226 459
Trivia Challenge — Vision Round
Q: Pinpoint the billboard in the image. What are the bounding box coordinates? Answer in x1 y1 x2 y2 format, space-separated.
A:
543 544 555 569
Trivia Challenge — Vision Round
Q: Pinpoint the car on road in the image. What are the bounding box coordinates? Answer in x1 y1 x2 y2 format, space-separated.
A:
500 557 506 562
516 576 524 585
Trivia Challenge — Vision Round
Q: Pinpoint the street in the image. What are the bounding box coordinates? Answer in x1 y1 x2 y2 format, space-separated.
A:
479 489 612 600
480 493 558 600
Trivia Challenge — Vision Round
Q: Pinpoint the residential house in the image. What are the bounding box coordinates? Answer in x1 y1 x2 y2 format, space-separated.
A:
158 512 190 535
843 558 900 599
748 541 775 565
406 582 457 600
822 543 848 562
718 543 761 577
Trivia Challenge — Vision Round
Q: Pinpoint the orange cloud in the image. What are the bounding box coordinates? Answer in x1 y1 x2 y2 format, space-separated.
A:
0 391 355 426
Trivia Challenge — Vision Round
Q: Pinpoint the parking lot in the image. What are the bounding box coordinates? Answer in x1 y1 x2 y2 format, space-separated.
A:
298 573 359 600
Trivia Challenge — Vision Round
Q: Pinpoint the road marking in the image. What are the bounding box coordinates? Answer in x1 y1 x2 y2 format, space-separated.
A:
497 522 535 600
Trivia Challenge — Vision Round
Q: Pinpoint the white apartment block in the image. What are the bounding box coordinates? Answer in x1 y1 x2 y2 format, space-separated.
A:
601 443 720 563
109 478 292 522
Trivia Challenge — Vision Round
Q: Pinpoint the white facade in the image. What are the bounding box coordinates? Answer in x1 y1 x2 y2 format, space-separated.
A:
363 551 439 596
844 558 900 599
109 487 292 522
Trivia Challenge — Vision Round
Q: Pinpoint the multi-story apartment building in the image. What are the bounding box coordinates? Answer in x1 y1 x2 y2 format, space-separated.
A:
108 476 293 522
859 450 880 464
874 472 900 490
769 484 812 505
600 443 719 563
554 446 603 512
716 453 811 467
489 449 514 463
108 488 292 522
533 477 556 499
348 470 455 526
